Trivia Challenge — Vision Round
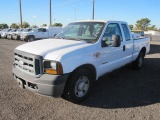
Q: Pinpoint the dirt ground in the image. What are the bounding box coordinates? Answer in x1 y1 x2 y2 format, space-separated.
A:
0 36 160 120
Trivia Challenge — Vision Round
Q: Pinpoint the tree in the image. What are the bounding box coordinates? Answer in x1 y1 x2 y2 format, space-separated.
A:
129 24 134 30
148 25 157 31
51 23 63 27
10 23 19 28
31 25 38 28
0 23 9 29
135 18 151 30
21 21 30 28
42 24 47 27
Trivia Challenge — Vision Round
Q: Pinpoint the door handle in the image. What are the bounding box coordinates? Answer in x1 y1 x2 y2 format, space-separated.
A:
123 45 126 51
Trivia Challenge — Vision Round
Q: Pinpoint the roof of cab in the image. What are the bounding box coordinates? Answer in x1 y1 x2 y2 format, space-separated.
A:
72 20 127 24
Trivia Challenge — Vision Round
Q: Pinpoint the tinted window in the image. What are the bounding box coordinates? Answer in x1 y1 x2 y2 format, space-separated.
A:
42 28 46 32
38 28 43 32
122 24 131 41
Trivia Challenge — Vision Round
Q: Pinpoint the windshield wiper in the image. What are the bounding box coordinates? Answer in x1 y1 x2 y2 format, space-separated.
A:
67 38 93 43
65 37 86 42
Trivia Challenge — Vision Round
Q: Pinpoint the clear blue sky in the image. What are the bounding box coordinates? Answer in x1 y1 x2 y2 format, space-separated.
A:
0 0 160 28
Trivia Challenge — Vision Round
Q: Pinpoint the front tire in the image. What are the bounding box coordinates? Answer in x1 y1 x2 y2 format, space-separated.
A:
62 69 93 103
28 36 35 42
133 51 145 70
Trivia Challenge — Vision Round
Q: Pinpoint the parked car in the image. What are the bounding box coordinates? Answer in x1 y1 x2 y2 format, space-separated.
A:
0 29 4 38
20 28 38 41
7 29 18 40
20 27 62 42
12 20 150 103
1 29 12 39
12 28 24 40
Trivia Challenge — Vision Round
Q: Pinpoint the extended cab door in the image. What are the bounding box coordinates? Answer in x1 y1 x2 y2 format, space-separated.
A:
98 22 132 76
121 23 133 63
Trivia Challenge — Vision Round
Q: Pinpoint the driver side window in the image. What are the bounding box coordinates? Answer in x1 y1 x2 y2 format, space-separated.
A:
102 23 122 47
38 28 43 32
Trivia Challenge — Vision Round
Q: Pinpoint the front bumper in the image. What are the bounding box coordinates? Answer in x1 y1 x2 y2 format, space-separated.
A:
1 34 7 38
7 35 12 39
13 35 20 40
12 67 69 97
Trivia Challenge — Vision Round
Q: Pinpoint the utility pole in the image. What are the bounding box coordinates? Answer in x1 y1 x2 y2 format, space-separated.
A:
33 16 36 26
50 0 52 26
92 0 94 20
19 0 22 28
74 8 76 21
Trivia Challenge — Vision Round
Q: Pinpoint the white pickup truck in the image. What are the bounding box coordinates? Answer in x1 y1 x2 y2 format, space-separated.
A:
20 27 62 42
12 20 150 103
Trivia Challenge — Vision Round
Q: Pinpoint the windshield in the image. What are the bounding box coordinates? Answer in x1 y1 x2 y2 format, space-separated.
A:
23 28 32 32
10 29 17 32
16 29 23 32
7 29 12 32
55 22 105 43
32 28 38 32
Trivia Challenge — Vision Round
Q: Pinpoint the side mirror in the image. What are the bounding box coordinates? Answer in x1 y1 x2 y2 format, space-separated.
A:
111 34 121 47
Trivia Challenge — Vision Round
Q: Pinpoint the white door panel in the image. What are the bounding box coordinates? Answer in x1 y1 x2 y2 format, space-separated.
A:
98 22 133 77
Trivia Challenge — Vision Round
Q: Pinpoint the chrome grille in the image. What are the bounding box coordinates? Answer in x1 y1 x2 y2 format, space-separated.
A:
14 50 42 77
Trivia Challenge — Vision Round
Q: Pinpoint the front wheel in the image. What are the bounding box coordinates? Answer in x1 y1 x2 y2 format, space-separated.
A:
28 36 35 42
133 51 145 70
62 69 93 103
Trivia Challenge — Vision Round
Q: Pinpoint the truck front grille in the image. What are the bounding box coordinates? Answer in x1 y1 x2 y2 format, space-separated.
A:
13 50 43 77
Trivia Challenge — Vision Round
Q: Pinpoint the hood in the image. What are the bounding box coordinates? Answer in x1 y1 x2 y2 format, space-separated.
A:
9 32 16 35
15 39 91 60
2 32 8 35
22 31 31 34
22 31 35 34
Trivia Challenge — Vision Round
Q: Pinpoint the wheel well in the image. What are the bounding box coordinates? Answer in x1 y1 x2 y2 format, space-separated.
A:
140 47 146 57
62 64 96 97
71 64 96 81
28 35 35 38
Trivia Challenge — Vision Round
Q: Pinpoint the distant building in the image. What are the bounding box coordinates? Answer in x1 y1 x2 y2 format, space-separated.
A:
144 31 160 35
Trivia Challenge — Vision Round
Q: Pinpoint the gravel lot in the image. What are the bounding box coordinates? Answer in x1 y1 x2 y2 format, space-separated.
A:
0 36 160 120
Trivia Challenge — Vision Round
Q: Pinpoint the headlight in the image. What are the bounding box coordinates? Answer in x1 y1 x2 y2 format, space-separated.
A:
43 60 63 75
50 61 57 69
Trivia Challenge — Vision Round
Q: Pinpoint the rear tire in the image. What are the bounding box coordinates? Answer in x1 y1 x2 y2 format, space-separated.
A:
133 51 145 70
62 69 93 103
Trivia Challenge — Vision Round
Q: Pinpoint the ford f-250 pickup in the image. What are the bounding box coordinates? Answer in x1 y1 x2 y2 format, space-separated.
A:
12 20 150 103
